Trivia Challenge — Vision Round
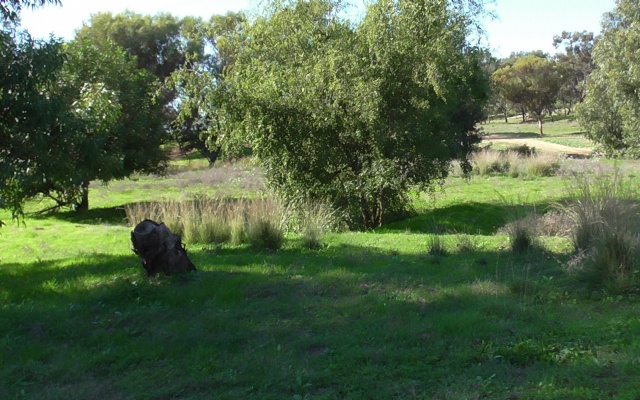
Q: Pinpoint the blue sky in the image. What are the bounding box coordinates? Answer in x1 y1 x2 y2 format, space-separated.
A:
20 0 615 58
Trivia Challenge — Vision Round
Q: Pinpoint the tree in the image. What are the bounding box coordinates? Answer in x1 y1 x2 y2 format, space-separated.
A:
75 11 236 165
55 38 168 211
576 0 640 156
0 31 68 220
492 55 562 135
0 35 168 216
167 12 246 166
553 31 598 114
229 0 488 228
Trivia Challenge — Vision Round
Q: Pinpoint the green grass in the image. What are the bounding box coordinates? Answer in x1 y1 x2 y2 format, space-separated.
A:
481 116 594 149
3 149 640 398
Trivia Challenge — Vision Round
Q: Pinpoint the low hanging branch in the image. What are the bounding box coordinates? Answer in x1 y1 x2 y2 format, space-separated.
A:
131 220 196 276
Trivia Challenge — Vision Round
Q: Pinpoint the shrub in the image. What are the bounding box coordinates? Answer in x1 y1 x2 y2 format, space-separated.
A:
287 198 344 250
455 234 478 252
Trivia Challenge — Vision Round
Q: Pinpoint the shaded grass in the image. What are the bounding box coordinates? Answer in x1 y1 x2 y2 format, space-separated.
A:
3 238 640 399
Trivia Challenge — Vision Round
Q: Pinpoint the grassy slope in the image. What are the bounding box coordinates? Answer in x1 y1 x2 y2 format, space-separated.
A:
2 139 640 399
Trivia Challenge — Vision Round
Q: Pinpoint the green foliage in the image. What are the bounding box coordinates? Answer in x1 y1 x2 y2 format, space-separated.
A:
76 11 229 165
75 11 195 80
231 0 488 228
0 33 168 216
0 31 68 219
553 31 597 112
166 11 247 166
492 55 563 135
576 0 640 157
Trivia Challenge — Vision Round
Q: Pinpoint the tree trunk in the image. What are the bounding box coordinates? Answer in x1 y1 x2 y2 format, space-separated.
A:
77 181 89 212
538 116 544 136
131 220 196 276
503 111 508 123
521 107 526 123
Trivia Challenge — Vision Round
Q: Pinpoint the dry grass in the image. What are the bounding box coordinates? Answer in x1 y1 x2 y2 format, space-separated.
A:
562 167 640 292
124 194 343 250
470 148 562 178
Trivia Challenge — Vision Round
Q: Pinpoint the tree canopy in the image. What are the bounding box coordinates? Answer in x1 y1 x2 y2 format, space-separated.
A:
228 0 489 227
492 55 562 135
576 0 640 156
0 4 169 220
553 31 597 113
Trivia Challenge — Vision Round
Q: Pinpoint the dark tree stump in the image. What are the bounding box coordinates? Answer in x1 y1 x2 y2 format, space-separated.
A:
131 220 196 276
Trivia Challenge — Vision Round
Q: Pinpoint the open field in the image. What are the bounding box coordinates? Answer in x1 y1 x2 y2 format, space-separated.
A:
481 116 594 152
3 124 640 399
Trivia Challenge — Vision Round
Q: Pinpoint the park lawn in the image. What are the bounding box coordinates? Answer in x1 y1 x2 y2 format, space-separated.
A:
481 116 594 149
2 144 640 398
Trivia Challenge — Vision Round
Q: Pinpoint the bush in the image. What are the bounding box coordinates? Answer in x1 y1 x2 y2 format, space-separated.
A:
287 198 344 250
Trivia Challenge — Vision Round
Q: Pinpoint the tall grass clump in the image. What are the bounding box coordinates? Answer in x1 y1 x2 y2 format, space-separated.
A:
471 148 561 178
245 197 288 251
497 199 542 254
427 235 449 257
287 198 344 249
564 167 640 292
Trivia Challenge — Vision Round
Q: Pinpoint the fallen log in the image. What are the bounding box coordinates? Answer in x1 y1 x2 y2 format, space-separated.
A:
131 219 196 276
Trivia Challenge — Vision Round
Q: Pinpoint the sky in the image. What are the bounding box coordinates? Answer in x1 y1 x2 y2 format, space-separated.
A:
19 0 615 58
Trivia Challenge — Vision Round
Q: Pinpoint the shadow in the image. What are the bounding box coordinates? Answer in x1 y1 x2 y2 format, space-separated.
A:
378 201 557 235
2 242 622 399
29 206 128 225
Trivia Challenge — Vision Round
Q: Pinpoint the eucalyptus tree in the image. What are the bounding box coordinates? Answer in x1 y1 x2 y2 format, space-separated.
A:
492 55 562 135
76 11 242 165
577 0 640 156
553 31 597 114
230 0 489 228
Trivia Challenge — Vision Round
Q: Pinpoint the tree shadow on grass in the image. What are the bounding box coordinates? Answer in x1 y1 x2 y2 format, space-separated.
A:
2 243 608 399
29 206 128 225
378 201 558 235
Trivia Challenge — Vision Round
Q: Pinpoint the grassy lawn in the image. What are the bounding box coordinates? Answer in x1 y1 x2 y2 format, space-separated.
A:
2 131 640 399
481 116 594 149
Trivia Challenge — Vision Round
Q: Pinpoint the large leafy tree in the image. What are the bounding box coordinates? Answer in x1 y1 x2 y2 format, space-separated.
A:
75 11 226 164
56 39 168 211
492 55 562 135
1 36 168 215
0 31 68 220
576 0 640 156
230 0 488 228
553 31 597 114
0 0 65 223
167 12 246 166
